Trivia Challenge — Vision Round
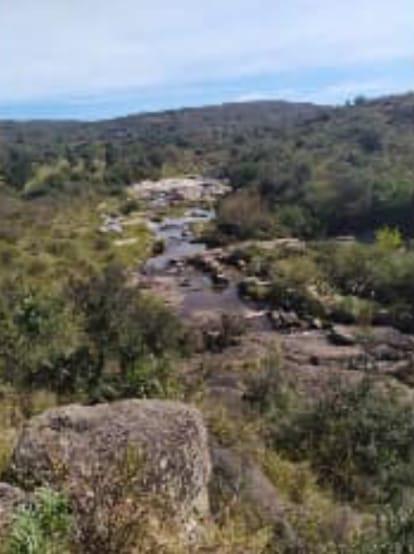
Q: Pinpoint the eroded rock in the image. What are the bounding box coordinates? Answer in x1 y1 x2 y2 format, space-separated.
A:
10 400 211 534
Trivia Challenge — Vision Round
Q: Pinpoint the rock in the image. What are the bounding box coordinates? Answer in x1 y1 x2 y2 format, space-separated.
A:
269 310 302 331
189 252 221 274
132 177 230 204
212 272 230 288
281 331 366 399
210 446 295 544
391 360 414 387
152 239 165 255
0 483 27 536
374 344 401 362
328 325 357 346
254 238 306 255
239 277 272 301
372 309 393 327
309 317 324 330
10 400 211 534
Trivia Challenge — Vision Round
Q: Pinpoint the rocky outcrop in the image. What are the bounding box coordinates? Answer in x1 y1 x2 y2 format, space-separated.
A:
189 251 230 288
210 445 297 546
211 446 285 521
9 400 211 534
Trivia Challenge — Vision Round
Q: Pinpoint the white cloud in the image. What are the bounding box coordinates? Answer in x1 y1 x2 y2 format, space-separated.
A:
235 79 411 106
0 0 412 103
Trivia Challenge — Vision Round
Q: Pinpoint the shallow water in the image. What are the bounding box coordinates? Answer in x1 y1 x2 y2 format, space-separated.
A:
144 209 212 274
144 208 269 325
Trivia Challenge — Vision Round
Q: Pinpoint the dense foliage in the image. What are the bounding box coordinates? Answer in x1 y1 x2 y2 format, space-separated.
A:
0 265 184 400
275 378 414 503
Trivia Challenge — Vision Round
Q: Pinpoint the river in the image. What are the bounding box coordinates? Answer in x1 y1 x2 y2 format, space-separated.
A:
142 208 268 325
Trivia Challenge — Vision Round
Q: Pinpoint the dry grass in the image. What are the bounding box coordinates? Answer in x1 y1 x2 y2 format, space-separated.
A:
260 449 364 552
0 387 58 478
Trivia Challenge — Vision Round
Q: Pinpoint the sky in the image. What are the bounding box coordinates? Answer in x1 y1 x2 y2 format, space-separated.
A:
0 0 412 120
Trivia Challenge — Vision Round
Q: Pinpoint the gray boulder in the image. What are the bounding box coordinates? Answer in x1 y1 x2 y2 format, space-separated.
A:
10 400 211 532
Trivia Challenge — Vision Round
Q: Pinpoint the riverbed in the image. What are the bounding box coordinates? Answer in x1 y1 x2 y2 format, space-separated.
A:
141 207 268 325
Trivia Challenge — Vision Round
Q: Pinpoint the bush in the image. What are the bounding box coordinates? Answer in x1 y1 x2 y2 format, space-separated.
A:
5 488 72 554
244 344 293 418
348 505 414 554
216 189 276 240
0 285 83 390
118 197 140 216
275 379 414 503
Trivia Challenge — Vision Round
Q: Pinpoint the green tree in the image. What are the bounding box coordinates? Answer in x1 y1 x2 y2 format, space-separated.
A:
0 285 83 390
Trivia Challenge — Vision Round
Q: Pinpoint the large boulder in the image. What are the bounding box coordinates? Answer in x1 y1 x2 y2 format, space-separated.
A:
9 400 211 533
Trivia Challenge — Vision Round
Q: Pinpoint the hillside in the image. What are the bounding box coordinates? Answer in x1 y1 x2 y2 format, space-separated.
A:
1 93 414 238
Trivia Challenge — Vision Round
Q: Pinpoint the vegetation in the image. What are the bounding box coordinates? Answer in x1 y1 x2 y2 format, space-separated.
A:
2 94 414 241
275 378 414 504
2 93 414 551
0 264 184 401
5 488 72 554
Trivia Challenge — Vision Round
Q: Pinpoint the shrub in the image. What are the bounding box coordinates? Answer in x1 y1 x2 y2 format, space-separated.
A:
348 505 414 554
5 488 72 554
216 189 276 240
244 344 293 418
275 378 414 503
119 197 140 216
0 285 83 390
375 227 403 253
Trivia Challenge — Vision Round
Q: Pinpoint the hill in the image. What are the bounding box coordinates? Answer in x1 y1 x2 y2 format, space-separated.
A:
1 93 414 237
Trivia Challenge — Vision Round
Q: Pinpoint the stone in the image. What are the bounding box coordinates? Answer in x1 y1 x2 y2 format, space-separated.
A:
310 318 324 330
372 309 393 327
269 310 302 331
212 272 230 288
10 400 211 533
328 326 357 346
210 446 296 544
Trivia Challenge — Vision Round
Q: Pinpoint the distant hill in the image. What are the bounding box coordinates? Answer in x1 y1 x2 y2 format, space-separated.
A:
1 92 414 235
0 99 326 140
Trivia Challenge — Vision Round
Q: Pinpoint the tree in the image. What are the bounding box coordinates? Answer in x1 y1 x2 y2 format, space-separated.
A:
67 265 183 394
0 285 83 390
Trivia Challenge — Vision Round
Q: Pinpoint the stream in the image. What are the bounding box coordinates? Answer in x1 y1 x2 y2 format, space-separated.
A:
142 208 268 324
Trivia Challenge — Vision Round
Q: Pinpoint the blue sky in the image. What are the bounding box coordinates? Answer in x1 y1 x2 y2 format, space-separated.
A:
1 0 412 120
